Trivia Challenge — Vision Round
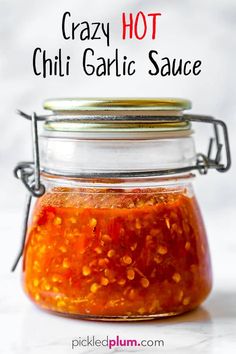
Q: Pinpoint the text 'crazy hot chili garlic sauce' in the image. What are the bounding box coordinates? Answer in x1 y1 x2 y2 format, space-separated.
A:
20 98 216 320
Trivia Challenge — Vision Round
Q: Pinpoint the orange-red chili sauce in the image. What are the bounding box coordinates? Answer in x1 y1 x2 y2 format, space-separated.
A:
23 187 212 318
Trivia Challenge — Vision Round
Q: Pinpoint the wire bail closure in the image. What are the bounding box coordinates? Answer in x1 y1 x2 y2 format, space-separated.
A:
11 110 231 271
11 112 45 271
14 113 45 198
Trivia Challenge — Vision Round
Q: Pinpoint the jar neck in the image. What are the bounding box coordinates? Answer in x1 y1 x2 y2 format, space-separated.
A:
40 134 196 178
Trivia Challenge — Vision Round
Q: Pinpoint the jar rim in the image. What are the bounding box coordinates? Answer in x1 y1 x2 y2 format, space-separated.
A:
43 119 192 135
41 171 195 189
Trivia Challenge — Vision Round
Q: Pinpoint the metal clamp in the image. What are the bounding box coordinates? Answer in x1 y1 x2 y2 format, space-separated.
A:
184 114 231 174
11 112 45 271
14 112 45 198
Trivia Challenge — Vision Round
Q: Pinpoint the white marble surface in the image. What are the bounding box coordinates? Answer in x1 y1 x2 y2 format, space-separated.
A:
0 207 236 354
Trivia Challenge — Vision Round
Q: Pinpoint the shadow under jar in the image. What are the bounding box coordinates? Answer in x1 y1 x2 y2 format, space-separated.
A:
16 98 230 321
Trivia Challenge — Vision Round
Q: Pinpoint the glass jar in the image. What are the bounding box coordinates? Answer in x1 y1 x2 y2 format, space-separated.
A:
14 98 231 321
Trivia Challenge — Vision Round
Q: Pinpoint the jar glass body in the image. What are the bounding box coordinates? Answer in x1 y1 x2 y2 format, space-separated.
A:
22 175 212 320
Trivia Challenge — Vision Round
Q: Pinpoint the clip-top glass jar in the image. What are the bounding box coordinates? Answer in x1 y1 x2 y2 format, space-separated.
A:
13 98 231 321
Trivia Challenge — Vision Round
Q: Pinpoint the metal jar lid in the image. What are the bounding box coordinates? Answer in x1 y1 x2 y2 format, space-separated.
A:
42 97 192 134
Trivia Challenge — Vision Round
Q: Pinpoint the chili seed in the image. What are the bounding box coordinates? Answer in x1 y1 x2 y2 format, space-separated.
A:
140 278 150 288
118 279 126 286
107 249 116 258
100 277 109 286
82 266 91 276
98 258 109 267
130 243 137 251
62 259 70 269
128 289 136 300
185 241 191 251
54 217 62 225
90 283 100 293
59 246 67 253
33 279 39 287
102 234 112 242
135 219 141 229
127 268 135 280
69 217 77 224
138 307 146 315
183 297 190 305
154 255 162 264
57 299 66 307
165 218 171 229
89 218 97 227
157 245 168 255
35 294 40 301
94 247 102 254
122 255 132 265
172 272 181 283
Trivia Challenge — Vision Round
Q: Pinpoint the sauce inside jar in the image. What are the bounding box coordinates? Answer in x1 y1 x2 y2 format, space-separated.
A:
23 186 212 319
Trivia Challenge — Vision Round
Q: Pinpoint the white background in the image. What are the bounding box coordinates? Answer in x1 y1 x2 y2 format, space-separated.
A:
0 1 235 353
